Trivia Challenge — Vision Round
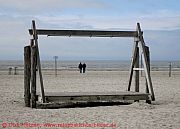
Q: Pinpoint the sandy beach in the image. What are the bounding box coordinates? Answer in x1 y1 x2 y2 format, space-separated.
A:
0 70 180 129
1 0 180 128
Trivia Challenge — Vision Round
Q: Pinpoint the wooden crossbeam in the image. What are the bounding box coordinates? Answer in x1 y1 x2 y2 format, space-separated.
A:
29 29 138 37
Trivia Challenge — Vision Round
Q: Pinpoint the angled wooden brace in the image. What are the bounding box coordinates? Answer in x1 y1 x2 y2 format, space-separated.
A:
32 20 46 103
127 30 139 91
137 23 155 101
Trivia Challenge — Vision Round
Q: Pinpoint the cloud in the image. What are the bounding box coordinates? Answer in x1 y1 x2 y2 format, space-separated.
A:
0 0 108 14
1 0 180 30
34 14 180 30
145 30 180 60
0 12 180 60
0 0 180 60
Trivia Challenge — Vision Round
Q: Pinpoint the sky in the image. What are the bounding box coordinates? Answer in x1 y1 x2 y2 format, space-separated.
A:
0 0 180 61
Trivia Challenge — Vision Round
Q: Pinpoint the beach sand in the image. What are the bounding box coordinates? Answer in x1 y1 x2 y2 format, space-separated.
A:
0 70 180 129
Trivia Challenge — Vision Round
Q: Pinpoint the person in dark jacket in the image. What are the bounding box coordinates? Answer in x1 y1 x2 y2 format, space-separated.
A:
82 63 86 73
78 62 83 73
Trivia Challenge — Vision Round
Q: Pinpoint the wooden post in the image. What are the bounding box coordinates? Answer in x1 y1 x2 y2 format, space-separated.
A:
31 46 37 108
53 56 58 77
24 46 31 107
14 67 18 75
135 47 139 92
30 39 34 46
169 62 172 77
32 20 46 103
145 46 150 94
137 23 155 101
145 46 151 103
140 54 143 77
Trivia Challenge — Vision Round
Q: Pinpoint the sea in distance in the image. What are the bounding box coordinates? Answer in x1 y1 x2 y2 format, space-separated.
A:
0 60 180 71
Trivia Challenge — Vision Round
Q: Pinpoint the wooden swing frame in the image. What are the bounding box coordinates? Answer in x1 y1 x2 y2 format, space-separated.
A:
24 20 155 109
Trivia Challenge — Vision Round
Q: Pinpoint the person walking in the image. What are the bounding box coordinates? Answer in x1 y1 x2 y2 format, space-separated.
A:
78 62 83 73
82 63 86 73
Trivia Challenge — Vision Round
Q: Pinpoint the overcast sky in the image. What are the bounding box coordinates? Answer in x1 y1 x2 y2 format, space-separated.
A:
0 0 180 60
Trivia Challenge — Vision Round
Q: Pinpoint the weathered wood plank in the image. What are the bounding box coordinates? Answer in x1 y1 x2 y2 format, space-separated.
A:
31 46 37 108
37 91 149 96
135 47 139 92
32 20 46 103
37 91 150 105
137 23 155 101
29 29 138 37
24 46 31 107
127 40 139 91
145 46 150 94
45 95 149 103
36 91 151 109
36 101 130 109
